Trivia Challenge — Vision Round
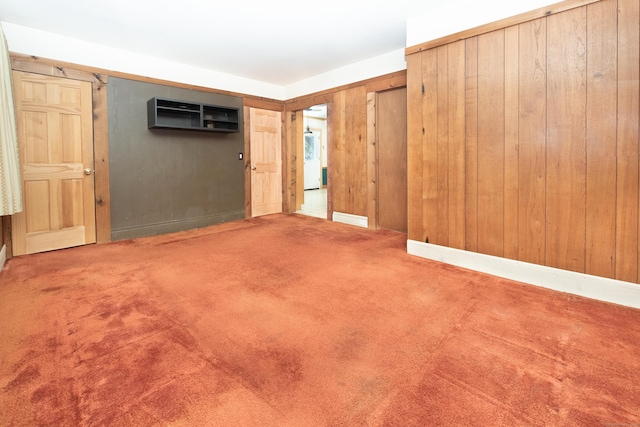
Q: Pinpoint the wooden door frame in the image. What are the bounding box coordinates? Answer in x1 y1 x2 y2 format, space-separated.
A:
5 58 110 258
283 96 334 219
302 105 331 219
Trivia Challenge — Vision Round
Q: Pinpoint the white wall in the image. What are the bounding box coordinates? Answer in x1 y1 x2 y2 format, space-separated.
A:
284 49 407 100
407 0 560 48
2 22 285 100
4 1 557 100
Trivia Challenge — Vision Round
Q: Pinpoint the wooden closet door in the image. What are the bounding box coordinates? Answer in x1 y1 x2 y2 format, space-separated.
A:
12 71 96 255
377 88 408 233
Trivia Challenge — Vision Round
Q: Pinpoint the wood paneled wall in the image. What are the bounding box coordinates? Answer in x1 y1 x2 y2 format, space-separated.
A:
407 0 640 283
331 86 368 217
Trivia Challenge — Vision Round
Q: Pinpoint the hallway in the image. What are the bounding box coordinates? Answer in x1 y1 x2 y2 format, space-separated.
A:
296 189 327 219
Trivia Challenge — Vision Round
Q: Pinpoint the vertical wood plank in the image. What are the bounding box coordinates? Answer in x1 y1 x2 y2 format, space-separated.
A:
92 79 111 243
366 92 377 228
332 91 347 214
585 0 618 279
296 110 304 211
422 49 439 244
345 86 368 217
437 46 450 246
504 26 519 261
243 106 252 218
617 0 640 282
546 7 587 273
518 18 547 265
282 109 295 213
465 37 479 252
407 52 424 241
448 40 466 250
477 30 505 258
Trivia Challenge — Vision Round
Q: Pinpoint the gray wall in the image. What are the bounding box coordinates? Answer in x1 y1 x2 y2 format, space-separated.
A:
108 77 245 240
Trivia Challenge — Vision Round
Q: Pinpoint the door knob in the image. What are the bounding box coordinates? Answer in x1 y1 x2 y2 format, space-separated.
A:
251 166 257 170
84 168 93 175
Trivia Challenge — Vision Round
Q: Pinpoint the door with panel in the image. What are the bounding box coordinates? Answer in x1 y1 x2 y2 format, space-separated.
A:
250 108 282 217
11 71 96 255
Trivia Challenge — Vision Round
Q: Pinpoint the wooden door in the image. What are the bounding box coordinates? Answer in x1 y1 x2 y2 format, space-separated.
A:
250 108 282 217
377 88 408 233
12 71 96 255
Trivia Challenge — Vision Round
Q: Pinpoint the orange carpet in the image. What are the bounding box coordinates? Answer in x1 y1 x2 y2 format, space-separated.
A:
1 213 639 426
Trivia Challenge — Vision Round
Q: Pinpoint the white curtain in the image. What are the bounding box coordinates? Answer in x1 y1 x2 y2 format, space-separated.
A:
0 23 22 215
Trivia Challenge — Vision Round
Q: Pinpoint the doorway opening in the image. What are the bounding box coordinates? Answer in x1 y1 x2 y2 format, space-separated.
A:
296 104 328 219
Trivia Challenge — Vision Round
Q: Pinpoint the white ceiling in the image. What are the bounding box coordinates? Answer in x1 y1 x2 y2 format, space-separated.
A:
0 0 443 86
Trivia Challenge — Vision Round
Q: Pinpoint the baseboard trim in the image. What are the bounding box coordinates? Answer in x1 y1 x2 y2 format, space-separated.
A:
0 244 6 272
111 210 246 241
332 212 368 228
407 240 640 310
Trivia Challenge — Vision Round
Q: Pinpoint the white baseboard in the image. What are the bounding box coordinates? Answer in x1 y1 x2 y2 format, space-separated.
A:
0 244 6 272
407 240 640 310
332 212 368 228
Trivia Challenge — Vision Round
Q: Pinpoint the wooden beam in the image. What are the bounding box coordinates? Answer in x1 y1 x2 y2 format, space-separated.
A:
11 54 106 84
365 73 407 93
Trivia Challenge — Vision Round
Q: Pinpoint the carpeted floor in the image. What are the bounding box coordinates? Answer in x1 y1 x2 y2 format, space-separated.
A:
1 213 639 426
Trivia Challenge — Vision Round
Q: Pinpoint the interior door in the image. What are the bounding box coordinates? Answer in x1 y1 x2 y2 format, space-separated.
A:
11 71 96 255
377 88 408 233
303 133 321 190
250 108 282 217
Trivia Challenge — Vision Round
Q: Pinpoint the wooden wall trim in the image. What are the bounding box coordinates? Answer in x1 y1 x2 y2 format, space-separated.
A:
325 103 333 221
243 106 252 218
405 0 602 56
11 54 108 84
282 111 298 213
286 94 334 113
366 92 377 229
92 80 111 243
1 216 10 259
285 71 406 110
295 111 304 211
10 53 285 111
